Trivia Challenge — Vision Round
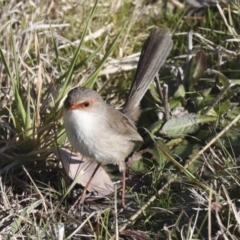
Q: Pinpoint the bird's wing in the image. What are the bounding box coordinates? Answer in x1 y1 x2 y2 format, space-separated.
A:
106 106 143 143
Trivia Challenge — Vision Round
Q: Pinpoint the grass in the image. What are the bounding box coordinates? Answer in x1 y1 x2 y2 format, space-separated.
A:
1 0 240 239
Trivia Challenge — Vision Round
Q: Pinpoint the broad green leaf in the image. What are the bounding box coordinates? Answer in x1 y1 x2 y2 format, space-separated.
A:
149 120 164 135
216 100 230 115
174 84 186 98
129 152 147 173
161 114 216 138
195 94 215 110
172 140 203 174
169 97 183 109
148 139 172 167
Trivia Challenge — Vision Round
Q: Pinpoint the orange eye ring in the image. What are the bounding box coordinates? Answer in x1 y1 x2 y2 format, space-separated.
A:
67 99 93 111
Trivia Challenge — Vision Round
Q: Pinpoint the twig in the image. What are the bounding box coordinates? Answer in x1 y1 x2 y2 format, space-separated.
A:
163 84 170 121
66 211 97 239
216 3 237 36
58 223 65 240
114 184 119 239
155 74 164 102
22 166 48 213
187 30 193 63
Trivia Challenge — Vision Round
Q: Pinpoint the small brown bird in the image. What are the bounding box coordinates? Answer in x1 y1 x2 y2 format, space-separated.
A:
63 28 173 207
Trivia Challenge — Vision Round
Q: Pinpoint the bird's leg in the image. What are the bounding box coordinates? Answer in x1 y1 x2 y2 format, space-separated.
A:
71 163 101 209
121 170 126 208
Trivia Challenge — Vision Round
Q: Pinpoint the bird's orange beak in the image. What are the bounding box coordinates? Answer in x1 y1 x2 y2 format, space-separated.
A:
67 103 78 112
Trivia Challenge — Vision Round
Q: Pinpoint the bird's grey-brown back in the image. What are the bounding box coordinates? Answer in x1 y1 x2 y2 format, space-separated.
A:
123 28 173 122
105 106 143 143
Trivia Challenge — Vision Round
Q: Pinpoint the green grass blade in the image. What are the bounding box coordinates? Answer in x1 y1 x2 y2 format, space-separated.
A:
10 26 20 90
83 29 123 88
0 48 26 127
25 79 33 137
45 0 99 124
50 27 62 74
56 0 99 103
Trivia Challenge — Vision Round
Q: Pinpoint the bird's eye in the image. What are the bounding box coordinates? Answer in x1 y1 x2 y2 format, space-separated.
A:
84 101 90 107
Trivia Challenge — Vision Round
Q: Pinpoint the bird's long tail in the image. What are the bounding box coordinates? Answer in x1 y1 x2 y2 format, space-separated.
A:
122 28 173 122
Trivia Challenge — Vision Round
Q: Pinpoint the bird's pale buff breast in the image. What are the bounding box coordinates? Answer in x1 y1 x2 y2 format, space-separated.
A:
63 108 134 171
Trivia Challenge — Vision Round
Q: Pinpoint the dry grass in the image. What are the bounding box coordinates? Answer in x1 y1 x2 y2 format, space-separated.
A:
1 0 240 239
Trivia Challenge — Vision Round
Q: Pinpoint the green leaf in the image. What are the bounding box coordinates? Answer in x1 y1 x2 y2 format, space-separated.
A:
174 84 186 98
184 50 207 90
161 114 216 138
129 153 147 173
192 50 208 83
169 97 183 109
209 69 229 86
148 139 172 167
149 120 164 135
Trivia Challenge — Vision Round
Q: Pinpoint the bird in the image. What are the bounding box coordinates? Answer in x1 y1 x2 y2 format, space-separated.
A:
63 28 173 208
